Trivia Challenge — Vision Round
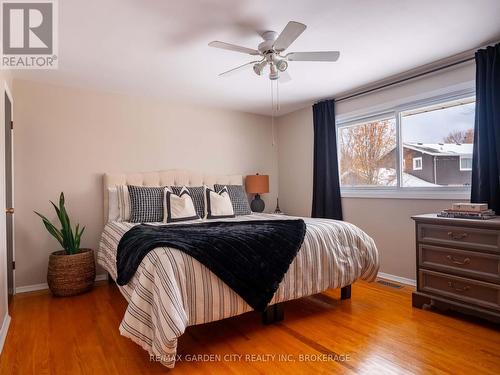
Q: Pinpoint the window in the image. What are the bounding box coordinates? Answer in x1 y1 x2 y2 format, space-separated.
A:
401 97 474 187
338 116 396 187
460 156 472 171
337 93 475 197
412 157 422 171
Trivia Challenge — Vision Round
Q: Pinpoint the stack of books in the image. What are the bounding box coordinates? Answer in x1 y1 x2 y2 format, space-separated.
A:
438 203 496 220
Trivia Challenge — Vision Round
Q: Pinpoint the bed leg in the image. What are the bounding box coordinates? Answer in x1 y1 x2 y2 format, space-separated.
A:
262 303 284 325
341 285 351 300
262 306 274 324
274 303 284 322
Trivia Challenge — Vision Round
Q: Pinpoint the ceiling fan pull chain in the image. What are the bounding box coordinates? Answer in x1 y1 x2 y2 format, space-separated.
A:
276 80 280 112
270 79 276 146
270 78 274 114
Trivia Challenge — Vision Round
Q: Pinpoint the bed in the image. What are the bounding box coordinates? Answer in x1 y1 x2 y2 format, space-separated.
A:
97 169 379 368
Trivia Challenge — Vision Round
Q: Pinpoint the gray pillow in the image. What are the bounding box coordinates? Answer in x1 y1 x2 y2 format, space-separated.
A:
214 184 251 215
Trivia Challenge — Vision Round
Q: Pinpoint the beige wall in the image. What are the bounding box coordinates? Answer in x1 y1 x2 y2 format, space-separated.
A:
0 71 13 346
341 198 464 279
13 79 277 288
277 63 475 281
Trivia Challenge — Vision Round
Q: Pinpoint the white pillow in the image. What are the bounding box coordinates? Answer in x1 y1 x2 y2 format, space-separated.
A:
107 187 120 222
164 187 199 223
117 185 131 222
204 186 235 219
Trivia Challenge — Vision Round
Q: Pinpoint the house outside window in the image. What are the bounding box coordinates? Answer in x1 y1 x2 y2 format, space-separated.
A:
412 157 422 171
337 92 475 198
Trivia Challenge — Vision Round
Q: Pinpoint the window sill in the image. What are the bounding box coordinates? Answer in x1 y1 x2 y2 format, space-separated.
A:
340 188 470 200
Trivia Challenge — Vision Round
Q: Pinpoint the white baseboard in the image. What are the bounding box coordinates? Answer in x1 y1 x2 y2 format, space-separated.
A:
15 274 108 294
0 314 11 354
377 272 416 287
15 282 48 293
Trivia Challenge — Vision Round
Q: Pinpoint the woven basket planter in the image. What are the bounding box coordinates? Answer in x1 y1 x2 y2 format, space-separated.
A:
47 248 96 297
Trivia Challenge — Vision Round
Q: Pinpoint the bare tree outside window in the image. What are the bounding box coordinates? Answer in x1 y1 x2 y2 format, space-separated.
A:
339 119 396 186
442 128 474 144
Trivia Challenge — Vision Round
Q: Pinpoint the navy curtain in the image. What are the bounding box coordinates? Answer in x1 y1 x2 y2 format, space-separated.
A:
471 43 500 214
311 100 343 220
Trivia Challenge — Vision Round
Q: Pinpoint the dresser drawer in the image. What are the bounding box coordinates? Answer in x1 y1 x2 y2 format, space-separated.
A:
417 223 500 252
419 244 500 282
419 270 500 310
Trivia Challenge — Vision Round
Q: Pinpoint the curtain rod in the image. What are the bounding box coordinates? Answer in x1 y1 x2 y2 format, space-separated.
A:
321 40 499 104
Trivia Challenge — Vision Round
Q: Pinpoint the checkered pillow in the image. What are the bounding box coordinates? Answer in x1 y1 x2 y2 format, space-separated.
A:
128 185 166 223
214 184 251 215
171 186 205 219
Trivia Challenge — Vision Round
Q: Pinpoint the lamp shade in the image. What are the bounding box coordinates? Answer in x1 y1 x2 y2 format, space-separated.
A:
245 174 269 194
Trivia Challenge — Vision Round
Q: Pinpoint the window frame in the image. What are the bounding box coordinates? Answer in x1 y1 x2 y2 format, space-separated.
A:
337 89 475 200
412 157 423 171
459 155 472 171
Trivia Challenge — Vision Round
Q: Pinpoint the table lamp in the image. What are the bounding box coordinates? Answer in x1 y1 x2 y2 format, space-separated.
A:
245 174 269 213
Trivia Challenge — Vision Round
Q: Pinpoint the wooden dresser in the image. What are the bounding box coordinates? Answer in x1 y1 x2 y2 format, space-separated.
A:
412 214 500 323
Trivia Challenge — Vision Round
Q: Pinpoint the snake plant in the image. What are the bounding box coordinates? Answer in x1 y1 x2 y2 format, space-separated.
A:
35 192 85 255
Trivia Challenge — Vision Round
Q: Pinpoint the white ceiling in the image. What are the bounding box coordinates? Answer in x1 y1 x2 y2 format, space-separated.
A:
12 0 500 116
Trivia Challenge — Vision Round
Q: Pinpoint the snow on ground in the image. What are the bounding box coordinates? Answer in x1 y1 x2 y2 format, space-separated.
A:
377 168 439 187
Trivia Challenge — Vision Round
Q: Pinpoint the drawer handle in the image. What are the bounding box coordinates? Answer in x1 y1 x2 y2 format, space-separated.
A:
447 231 468 240
446 255 471 266
447 282 470 292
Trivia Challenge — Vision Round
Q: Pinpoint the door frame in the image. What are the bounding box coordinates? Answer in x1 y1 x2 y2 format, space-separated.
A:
4 82 15 296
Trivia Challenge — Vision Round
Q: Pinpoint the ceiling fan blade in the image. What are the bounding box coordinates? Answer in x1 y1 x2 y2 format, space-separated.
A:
273 21 307 52
286 51 340 62
218 60 261 77
209 41 261 56
279 70 292 83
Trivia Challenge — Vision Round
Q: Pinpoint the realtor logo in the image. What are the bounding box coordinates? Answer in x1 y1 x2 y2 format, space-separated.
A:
1 0 58 69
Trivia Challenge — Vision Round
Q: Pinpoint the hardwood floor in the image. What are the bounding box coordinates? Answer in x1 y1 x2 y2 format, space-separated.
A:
1 280 499 374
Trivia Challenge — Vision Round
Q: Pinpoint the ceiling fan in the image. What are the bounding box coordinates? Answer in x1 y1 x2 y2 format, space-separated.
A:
209 21 340 82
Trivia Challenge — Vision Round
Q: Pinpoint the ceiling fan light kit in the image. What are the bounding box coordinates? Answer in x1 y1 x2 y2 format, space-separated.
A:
269 64 279 80
209 21 340 82
253 60 267 76
274 58 288 73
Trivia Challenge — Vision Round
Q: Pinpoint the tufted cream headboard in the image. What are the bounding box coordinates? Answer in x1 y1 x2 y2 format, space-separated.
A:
103 169 243 222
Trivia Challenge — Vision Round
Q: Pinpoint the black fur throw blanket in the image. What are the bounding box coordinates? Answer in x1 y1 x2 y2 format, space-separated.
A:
116 219 306 312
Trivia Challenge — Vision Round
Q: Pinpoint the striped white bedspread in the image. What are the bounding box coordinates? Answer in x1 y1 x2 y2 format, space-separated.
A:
97 214 379 368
